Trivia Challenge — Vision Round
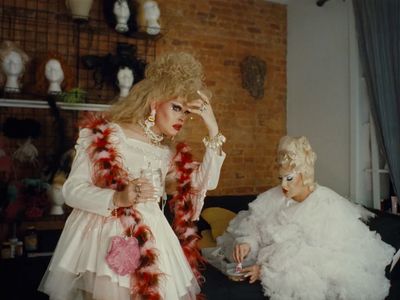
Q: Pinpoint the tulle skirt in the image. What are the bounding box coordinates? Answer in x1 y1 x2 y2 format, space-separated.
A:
39 202 200 300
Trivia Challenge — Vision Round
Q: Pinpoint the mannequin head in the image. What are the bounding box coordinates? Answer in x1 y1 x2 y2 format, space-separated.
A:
137 0 161 35
109 43 145 94
35 53 72 96
45 59 65 94
117 67 134 98
143 0 160 21
113 0 131 32
104 0 137 35
2 51 23 76
277 136 317 202
0 41 29 93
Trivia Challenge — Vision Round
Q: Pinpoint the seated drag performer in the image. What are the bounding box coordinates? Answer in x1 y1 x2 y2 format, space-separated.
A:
216 135 394 300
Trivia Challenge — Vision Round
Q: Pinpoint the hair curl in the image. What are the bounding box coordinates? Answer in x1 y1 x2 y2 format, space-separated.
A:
277 136 317 189
108 52 206 124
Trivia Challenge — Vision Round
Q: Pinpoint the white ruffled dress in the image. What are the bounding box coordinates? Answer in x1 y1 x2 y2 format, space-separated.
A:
39 123 225 300
216 185 395 300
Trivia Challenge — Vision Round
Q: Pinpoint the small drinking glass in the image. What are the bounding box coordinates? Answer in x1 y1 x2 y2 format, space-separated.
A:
140 164 163 202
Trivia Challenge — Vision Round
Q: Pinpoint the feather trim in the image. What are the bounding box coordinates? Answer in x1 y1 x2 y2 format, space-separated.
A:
80 114 162 299
169 142 205 290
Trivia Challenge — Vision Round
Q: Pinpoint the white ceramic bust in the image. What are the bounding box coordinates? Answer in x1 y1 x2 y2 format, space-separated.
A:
143 0 160 35
117 67 134 98
113 0 131 33
45 59 65 94
2 51 24 93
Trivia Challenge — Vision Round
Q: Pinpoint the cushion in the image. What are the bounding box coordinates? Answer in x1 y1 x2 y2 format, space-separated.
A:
198 230 216 248
201 207 236 240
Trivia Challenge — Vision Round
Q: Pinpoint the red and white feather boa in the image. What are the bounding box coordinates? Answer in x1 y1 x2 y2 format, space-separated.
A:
80 114 204 299
169 143 205 284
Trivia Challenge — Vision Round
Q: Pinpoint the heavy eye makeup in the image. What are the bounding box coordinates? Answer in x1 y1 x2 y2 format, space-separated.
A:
171 103 190 115
278 174 295 182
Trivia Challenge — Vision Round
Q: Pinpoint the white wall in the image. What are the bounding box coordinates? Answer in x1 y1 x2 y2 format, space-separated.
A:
287 0 352 197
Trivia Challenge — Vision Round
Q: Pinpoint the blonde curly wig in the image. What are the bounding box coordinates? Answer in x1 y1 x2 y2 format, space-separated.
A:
0 41 29 85
108 52 206 124
277 136 317 189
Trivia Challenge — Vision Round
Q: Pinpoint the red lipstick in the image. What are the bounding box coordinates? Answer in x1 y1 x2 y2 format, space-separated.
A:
173 124 182 131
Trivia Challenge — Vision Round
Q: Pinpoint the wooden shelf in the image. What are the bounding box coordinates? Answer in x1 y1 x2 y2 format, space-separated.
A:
0 99 110 111
20 219 65 231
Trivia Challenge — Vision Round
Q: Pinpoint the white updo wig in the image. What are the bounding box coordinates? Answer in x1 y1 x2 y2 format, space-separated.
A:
277 136 317 190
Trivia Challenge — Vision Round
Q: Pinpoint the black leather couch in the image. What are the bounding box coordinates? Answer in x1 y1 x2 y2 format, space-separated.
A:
198 195 400 300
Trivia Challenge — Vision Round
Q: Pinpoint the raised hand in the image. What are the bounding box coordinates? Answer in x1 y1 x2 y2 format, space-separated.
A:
187 90 219 138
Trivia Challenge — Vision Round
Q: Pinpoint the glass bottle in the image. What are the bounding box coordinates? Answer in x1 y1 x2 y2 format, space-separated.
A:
24 226 38 252
1 242 12 259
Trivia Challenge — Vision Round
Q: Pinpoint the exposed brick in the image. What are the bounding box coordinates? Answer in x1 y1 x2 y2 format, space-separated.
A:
1 0 286 197
247 27 262 34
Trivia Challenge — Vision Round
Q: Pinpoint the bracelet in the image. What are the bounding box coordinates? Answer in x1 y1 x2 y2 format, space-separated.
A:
202 132 226 150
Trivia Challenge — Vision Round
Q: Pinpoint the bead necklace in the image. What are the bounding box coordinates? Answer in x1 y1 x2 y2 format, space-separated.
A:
138 120 164 146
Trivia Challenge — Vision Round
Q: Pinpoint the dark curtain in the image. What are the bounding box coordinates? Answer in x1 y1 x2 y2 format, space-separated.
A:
352 0 400 197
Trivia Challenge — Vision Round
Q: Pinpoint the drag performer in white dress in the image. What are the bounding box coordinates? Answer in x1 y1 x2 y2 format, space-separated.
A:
216 136 394 300
39 52 226 300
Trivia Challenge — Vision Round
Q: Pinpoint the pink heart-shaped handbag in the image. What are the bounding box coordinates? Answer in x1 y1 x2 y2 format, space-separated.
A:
105 235 140 276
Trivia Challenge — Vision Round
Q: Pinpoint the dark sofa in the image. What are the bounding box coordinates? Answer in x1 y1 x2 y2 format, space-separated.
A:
198 195 400 300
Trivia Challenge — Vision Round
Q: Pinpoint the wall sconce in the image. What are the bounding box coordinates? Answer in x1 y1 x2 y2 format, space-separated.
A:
65 0 94 21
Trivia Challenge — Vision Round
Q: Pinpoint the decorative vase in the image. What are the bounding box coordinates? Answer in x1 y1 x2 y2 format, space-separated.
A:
65 0 94 21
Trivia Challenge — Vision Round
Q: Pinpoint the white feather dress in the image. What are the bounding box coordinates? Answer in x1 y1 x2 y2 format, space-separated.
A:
216 185 394 300
39 124 225 300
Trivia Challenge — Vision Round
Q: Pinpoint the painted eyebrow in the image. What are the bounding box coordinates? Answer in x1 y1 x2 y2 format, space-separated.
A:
278 173 295 179
171 102 183 107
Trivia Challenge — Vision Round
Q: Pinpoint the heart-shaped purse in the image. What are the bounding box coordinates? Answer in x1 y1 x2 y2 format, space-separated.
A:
105 235 140 276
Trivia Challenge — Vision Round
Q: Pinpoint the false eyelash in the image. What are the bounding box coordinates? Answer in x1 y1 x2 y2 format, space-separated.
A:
171 104 182 112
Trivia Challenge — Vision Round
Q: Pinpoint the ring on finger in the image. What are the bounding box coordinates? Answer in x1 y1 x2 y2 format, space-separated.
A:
135 184 141 193
200 104 207 112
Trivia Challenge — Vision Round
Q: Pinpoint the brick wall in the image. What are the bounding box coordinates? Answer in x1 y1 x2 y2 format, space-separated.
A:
157 0 287 194
0 0 286 196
